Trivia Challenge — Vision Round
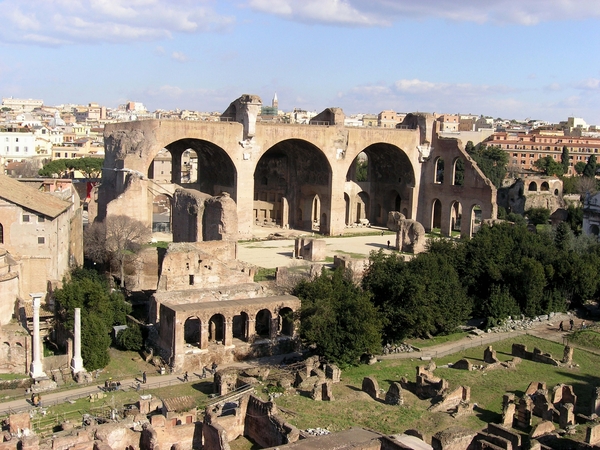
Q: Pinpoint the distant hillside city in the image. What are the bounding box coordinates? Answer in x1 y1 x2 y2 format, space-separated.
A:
1 95 599 178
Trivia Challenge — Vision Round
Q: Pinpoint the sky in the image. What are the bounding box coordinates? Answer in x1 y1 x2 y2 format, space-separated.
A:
1 0 600 124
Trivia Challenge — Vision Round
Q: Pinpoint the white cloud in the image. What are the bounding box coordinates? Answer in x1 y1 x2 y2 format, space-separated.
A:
576 78 600 90
247 0 600 26
171 51 188 62
0 0 235 46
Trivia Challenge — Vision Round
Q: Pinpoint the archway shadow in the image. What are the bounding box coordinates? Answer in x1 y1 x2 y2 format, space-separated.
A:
191 381 214 395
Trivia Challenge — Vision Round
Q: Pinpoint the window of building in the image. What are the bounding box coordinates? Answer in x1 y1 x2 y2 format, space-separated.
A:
56 152 61 158
37 236 45 244
22 214 30 222
24 146 28 153
15 138 18 142
38 216 45 223
15 147 19 152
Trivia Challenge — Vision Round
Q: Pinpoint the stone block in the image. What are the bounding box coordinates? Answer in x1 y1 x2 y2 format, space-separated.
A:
385 382 403 406
432 426 477 450
487 423 522 450
559 403 575 429
530 421 555 438
9 412 30 433
325 364 341 383
586 424 600 445
453 359 473 371
362 377 379 400
484 346 499 364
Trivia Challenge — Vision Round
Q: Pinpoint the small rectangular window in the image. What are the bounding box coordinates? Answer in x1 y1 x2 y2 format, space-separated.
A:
22 214 30 222
189 275 194 285
38 236 45 244
15 146 19 152
38 216 45 223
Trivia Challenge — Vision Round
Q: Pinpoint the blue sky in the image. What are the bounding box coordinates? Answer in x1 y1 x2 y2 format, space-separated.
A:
1 0 599 124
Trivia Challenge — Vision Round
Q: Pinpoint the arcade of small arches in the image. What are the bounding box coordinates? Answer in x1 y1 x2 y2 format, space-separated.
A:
158 296 302 369
182 307 296 350
430 198 483 237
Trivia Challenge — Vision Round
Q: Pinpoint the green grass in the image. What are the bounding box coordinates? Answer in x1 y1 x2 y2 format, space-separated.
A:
567 329 600 350
254 268 276 282
272 334 600 436
406 331 468 348
325 249 368 260
145 241 170 249
0 373 28 380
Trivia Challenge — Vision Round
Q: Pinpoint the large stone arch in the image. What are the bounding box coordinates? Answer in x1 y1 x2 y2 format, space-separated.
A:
344 143 416 227
164 138 237 200
253 139 332 232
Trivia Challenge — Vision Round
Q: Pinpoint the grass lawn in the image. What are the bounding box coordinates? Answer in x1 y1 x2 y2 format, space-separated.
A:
269 335 600 437
406 331 468 349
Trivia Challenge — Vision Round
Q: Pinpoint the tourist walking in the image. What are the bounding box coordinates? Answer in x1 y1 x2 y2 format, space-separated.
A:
183 371 189 382
569 318 574 331
559 321 564 331
142 371 147 384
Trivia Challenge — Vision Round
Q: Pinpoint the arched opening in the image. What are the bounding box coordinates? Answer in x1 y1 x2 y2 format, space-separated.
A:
346 144 415 226
554 189 559 196
208 314 225 343
355 192 370 224
232 312 249 341
180 149 198 183
279 307 294 336
541 182 550 191
344 193 351 225
255 309 272 338
347 152 369 182
163 139 237 199
453 158 464 186
312 195 321 230
254 139 331 232
184 317 201 347
435 158 444 184
432 199 442 230
590 225 600 236
152 194 171 233
450 201 462 233
528 182 538 192
471 204 483 236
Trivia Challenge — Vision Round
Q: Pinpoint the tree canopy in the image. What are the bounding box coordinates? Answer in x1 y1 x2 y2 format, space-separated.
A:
561 145 570 174
466 144 508 188
54 268 131 370
293 267 382 366
39 157 104 179
583 155 598 178
534 156 564 176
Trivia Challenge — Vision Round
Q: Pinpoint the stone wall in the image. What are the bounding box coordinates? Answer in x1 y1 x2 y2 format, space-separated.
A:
244 395 299 448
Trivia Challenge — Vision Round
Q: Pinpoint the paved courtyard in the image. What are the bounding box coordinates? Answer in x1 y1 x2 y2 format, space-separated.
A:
237 226 398 269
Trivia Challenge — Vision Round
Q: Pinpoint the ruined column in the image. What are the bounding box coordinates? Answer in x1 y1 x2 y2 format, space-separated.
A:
200 322 209 349
223 319 233 347
30 293 46 379
71 308 84 374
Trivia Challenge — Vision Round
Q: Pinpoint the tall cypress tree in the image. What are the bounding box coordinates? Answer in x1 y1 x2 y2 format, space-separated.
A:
583 154 597 178
561 145 570 175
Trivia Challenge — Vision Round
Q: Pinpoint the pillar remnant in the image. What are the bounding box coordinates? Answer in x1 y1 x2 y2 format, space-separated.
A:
71 308 84 374
30 293 47 379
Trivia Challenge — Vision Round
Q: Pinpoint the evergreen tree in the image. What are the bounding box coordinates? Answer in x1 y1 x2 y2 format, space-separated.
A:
583 155 597 178
294 267 382 365
561 145 570 174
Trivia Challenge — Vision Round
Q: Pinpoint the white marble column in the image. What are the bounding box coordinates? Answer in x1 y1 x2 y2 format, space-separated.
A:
71 308 84 374
30 293 47 379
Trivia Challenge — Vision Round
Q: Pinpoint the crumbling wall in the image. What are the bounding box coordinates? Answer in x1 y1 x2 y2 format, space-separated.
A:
203 192 238 241
243 395 299 448
172 189 208 243
432 426 477 450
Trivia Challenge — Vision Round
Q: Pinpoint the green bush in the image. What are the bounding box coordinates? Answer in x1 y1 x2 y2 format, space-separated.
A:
116 323 144 352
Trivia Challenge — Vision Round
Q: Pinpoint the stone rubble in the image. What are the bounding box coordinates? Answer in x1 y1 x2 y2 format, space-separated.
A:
484 313 563 334
382 342 417 354
305 428 331 436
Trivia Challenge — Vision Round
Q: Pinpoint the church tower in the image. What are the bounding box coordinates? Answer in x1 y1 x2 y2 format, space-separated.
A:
272 93 278 109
